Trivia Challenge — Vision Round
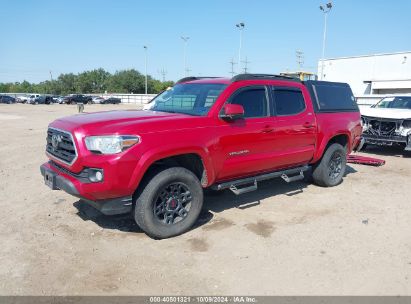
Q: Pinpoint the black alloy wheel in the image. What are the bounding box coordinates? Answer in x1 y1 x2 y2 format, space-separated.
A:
153 182 192 225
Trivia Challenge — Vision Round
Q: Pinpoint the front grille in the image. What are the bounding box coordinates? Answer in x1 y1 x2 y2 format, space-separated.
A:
364 118 399 137
46 128 77 165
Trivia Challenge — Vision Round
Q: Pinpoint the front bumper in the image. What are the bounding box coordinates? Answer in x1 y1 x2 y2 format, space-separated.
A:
363 133 411 151
40 163 132 215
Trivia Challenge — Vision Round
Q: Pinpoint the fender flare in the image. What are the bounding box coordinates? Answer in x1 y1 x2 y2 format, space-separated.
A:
128 145 216 191
312 132 351 163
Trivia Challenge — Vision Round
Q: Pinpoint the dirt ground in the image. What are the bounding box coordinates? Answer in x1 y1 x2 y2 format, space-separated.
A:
0 103 410 296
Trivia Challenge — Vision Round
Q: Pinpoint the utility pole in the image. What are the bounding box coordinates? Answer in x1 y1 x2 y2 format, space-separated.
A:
143 46 148 94
236 22 245 74
320 2 332 80
181 36 190 77
296 50 304 69
185 67 192 76
229 58 237 77
158 68 167 82
241 57 250 74
49 70 53 94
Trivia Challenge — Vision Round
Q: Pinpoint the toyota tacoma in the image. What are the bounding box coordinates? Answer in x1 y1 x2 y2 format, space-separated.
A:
41 74 362 238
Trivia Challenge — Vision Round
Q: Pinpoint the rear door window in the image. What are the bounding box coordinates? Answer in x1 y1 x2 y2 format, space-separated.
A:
272 87 306 116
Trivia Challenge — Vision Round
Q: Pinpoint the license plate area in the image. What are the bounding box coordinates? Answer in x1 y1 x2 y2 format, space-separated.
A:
44 170 57 190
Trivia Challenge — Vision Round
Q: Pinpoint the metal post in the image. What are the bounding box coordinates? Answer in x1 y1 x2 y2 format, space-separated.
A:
229 58 237 77
236 23 245 74
181 36 190 77
321 13 327 80
144 46 148 94
320 3 332 80
49 70 53 94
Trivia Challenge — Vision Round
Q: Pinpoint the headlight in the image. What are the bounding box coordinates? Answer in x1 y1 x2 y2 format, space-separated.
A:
403 120 411 129
85 135 140 154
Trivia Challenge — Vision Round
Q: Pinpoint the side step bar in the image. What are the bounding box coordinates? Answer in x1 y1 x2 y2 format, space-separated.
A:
212 165 309 195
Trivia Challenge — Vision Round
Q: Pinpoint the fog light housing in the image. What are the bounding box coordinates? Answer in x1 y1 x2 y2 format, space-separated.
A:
88 169 104 182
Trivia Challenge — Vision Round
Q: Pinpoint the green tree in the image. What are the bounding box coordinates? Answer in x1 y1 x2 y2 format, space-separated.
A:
0 68 175 95
152 80 174 93
57 73 76 95
107 69 145 93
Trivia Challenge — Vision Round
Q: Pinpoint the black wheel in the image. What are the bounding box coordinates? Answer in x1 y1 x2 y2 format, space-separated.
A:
312 143 347 187
361 143 368 151
134 167 203 239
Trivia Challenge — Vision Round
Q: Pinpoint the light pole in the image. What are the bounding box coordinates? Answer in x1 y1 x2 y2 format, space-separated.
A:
319 2 332 80
143 46 148 94
236 22 245 74
49 70 53 94
181 36 190 77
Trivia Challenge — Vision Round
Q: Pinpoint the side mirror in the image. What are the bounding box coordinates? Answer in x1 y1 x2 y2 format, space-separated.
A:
221 104 244 120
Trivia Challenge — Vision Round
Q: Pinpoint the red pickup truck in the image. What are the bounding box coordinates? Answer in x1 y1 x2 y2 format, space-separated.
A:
41 74 362 238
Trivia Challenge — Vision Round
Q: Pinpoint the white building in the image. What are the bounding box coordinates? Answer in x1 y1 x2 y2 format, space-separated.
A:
318 51 411 106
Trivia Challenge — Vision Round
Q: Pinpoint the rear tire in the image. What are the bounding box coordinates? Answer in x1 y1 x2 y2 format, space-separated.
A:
312 143 347 187
134 167 203 239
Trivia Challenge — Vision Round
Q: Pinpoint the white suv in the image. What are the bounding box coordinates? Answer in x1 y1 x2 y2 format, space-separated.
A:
27 94 40 104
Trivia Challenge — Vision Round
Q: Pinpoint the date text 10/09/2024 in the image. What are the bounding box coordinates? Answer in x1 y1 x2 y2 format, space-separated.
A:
149 296 257 303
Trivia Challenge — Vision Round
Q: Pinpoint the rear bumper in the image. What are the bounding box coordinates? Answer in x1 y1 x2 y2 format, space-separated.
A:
40 163 132 215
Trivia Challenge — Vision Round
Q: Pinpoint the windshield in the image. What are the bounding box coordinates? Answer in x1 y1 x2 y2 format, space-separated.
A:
374 96 411 109
151 83 227 116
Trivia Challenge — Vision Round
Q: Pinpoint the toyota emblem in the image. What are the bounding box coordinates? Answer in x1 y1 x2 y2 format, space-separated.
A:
51 134 62 149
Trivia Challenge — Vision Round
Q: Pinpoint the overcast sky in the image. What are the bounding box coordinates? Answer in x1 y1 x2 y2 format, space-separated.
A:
1 0 411 83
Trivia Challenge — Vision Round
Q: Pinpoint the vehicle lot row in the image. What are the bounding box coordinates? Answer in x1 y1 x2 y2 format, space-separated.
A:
0 93 121 104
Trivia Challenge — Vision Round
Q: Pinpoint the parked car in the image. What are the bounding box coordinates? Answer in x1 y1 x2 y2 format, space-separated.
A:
101 97 121 104
51 96 62 103
64 94 92 104
27 94 40 104
40 74 362 239
16 95 28 103
33 95 53 105
0 95 16 104
54 96 65 104
91 96 105 104
361 96 411 151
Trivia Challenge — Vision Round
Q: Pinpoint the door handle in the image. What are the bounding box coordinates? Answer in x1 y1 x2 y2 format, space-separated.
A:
303 122 315 128
261 126 274 133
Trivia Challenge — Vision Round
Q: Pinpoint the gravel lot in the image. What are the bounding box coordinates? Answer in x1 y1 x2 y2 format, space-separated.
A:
0 104 410 295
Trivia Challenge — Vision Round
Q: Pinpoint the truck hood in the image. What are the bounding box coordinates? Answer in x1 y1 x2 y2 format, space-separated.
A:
360 107 411 120
51 110 201 134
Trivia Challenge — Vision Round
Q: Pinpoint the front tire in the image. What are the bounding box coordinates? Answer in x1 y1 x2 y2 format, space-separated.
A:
312 143 347 187
134 167 204 239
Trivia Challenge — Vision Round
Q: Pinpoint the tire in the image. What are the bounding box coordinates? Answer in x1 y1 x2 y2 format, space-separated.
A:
312 143 347 187
134 167 204 239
